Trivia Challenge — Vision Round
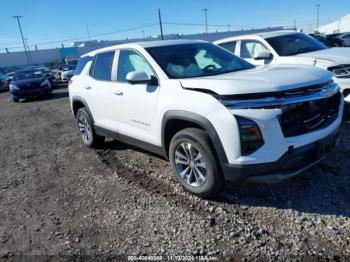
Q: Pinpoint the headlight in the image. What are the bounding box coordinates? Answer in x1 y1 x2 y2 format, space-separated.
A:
236 116 264 156
40 79 50 87
9 84 17 90
328 65 350 78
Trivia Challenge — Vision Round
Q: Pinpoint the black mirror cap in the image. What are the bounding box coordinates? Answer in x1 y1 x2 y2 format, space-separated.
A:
128 75 159 86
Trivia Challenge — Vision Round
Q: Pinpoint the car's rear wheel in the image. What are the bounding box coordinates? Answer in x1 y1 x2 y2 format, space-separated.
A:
12 97 19 103
76 108 104 148
169 128 223 197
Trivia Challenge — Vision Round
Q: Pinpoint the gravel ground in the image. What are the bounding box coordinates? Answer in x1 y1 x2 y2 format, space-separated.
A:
0 88 349 261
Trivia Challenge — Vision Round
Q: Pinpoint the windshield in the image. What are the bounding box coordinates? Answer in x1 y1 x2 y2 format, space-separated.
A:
13 70 44 80
265 33 327 56
146 43 254 79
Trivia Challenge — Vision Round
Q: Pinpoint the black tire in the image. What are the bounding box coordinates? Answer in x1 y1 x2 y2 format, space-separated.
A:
169 128 223 197
76 108 104 148
12 97 19 103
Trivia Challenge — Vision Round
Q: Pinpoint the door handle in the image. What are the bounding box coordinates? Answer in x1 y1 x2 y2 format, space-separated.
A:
114 91 123 96
85 86 92 90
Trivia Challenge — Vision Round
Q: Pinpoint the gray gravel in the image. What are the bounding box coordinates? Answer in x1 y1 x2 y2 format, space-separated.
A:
0 89 349 260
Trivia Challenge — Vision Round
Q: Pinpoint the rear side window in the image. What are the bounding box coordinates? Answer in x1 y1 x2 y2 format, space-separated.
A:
74 56 93 75
219 41 237 53
90 51 115 81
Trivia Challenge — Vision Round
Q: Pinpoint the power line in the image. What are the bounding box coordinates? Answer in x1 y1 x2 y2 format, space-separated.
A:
0 23 158 51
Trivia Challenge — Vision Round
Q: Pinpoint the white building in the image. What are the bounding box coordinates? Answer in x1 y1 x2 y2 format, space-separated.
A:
319 14 350 34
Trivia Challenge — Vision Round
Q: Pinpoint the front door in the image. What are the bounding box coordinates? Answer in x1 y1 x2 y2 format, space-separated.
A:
111 49 160 145
239 40 272 66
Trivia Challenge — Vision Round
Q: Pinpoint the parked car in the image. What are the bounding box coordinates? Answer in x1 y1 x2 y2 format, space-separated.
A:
10 69 52 102
0 74 6 92
4 72 15 88
60 64 76 82
214 31 350 106
35 67 57 88
69 40 343 197
309 33 329 46
326 33 350 47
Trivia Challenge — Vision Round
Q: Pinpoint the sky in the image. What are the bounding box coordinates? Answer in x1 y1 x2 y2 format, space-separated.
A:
1 0 350 52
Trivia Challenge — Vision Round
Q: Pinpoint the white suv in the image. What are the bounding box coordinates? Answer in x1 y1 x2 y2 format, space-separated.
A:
69 40 343 197
214 31 350 106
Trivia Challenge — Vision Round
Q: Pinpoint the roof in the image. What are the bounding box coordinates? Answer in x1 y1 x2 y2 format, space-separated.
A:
83 39 206 57
256 30 298 38
214 30 298 43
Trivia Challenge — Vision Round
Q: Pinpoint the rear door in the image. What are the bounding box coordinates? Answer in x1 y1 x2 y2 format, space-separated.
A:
218 41 238 55
84 51 116 131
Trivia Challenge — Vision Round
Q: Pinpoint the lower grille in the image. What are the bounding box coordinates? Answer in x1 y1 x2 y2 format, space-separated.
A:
279 92 340 137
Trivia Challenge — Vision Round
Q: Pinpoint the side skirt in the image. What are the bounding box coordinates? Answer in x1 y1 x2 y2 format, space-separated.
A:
94 125 168 159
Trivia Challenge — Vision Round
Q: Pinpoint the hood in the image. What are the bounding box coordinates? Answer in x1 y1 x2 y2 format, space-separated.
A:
296 48 350 65
12 77 45 89
180 65 333 96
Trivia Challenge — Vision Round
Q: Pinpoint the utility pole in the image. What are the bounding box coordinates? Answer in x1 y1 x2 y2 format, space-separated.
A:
24 38 32 64
158 8 164 40
293 19 296 31
227 24 230 32
12 15 29 64
316 4 320 32
86 24 91 40
203 8 208 38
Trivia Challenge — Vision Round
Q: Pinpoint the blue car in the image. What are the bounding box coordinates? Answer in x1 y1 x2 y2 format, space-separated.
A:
10 69 52 102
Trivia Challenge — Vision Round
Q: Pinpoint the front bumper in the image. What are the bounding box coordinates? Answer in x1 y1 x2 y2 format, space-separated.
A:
222 131 339 183
334 78 350 103
11 86 52 98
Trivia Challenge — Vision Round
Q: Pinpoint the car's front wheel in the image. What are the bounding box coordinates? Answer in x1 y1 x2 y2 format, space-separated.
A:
76 108 104 148
169 128 223 197
12 96 19 103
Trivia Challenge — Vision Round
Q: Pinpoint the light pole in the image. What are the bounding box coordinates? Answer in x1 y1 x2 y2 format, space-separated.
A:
316 4 320 32
141 30 145 39
203 8 208 38
13 15 29 64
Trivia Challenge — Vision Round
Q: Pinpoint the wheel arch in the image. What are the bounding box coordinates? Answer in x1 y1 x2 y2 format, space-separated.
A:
71 96 95 124
161 110 228 164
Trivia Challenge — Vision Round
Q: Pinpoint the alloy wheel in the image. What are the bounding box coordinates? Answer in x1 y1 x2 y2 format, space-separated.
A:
78 114 92 144
174 142 207 187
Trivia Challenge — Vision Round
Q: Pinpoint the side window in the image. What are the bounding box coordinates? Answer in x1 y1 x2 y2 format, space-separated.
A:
240 40 269 59
117 50 153 82
90 51 115 81
342 34 350 39
219 41 237 53
74 56 93 75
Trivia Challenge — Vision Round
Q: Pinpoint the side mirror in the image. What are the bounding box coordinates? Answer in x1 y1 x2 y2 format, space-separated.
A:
126 71 158 85
253 50 272 60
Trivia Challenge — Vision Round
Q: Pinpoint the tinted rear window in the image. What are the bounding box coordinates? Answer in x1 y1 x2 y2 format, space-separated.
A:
74 56 93 75
90 52 115 81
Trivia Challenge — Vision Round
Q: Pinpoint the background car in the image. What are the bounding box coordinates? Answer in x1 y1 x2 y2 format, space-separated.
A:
326 32 350 47
10 69 52 102
0 74 5 92
214 31 350 106
60 64 76 82
1 72 15 92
